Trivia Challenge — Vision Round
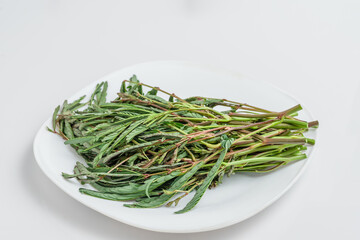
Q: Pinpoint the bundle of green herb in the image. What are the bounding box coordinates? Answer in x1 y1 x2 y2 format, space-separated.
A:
49 75 318 214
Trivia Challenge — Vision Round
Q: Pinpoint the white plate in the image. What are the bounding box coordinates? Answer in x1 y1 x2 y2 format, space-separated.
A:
33 61 317 233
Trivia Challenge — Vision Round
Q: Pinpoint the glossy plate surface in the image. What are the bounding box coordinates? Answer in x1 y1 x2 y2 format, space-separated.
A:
33 61 317 233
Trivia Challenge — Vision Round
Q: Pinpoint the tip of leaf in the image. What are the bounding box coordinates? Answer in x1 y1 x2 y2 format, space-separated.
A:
46 126 55 133
62 172 73 179
79 188 87 194
174 209 187 214
123 204 137 208
129 75 139 83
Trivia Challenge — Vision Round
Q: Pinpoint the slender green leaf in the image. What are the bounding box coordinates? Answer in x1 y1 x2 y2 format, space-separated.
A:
125 125 148 143
175 149 227 214
124 162 204 208
52 105 60 131
120 81 126 93
64 121 75 139
99 82 108 105
102 140 159 164
64 136 95 145
79 188 160 201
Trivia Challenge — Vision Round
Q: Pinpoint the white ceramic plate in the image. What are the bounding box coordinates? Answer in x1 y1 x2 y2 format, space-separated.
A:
33 61 317 233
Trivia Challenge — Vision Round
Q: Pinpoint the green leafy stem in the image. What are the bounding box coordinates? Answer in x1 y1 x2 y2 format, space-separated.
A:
50 75 319 213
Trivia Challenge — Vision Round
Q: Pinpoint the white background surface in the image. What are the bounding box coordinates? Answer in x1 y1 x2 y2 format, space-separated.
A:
0 0 359 239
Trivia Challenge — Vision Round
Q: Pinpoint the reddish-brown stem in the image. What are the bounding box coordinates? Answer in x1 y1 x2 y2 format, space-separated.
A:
107 155 134 174
188 119 277 144
115 95 194 126
124 80 187 103
308 120 319 128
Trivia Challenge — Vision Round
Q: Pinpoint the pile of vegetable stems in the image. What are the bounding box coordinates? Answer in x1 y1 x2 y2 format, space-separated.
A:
50 75 318 214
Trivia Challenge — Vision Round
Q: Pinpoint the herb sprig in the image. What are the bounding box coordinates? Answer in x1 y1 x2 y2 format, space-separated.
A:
50 75 318 213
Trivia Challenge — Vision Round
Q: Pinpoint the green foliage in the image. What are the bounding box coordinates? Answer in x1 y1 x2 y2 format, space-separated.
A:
50 76 318 214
